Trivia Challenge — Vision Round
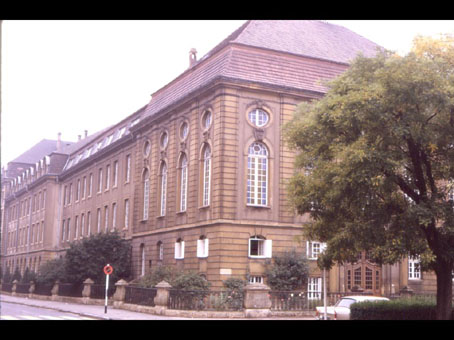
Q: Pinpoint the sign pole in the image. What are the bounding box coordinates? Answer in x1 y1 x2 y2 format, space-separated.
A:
103 264 113 314
105 271 109 314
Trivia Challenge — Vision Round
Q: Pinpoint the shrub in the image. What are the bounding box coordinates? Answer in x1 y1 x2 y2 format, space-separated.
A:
135 266 177 288
222 278 247 310
265 249 309 291
350 296 444 320
35 257 67 285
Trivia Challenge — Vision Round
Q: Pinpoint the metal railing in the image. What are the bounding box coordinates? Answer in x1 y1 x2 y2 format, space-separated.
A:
34 283 53 296
168 290 244 311
15 283 31 294
2 283 13 293
58 283 83 298
124 285 157 306
90 284 115 299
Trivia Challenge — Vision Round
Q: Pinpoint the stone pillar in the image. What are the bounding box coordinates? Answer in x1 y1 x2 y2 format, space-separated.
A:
400 286 414 299
29 281 36 298
113 279 128 307
11 280 18 296
243 283 272 318
154 281 172 314
82 278 94 303
51 280 60 301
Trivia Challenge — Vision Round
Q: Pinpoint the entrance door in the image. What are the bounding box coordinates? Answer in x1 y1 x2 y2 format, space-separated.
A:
344 251 381 295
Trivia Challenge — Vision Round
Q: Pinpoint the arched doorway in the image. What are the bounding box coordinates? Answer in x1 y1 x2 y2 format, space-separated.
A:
344 251 381 295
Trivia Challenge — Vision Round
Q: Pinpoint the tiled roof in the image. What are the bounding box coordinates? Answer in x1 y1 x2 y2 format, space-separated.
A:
142 20 381 121
227 20 380 64
10 139 73 164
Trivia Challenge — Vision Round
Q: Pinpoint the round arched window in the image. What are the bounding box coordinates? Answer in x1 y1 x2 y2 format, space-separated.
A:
143 140 151 156
160 131 168 149
248 108 269 127
202 110 212 130
180 122 189 140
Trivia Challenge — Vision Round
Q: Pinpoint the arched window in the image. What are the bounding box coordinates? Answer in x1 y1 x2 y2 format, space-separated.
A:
179 154 188 212
202 144 211 206
142 169 150 220
160 162 167 216
247 142 268 206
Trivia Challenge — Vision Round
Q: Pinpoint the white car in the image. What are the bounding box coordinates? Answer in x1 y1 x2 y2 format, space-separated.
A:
315 295 390 320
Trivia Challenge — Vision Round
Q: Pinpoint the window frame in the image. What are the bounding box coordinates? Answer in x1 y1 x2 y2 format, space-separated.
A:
246 142 269 207
248 236 272 258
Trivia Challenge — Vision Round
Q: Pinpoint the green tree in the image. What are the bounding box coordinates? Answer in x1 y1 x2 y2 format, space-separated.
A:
64 231 132 285
285 36 454 319
11 267 22 282
265 249 309 291
36 257 67 285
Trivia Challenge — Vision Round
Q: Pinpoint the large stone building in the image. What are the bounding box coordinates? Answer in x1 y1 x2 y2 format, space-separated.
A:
1 20 442 295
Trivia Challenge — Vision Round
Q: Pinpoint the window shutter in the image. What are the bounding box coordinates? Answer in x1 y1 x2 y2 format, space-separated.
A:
174 242 178 259
320 243 327 254
306 241 310 258
181 241 185 258
264 239 272 258
197 239 202 257
204 238 209 257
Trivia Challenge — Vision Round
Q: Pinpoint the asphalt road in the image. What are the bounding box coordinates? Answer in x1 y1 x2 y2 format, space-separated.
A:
0 301 99 320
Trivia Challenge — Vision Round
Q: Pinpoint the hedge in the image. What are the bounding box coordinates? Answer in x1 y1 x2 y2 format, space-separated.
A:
350 297 449 320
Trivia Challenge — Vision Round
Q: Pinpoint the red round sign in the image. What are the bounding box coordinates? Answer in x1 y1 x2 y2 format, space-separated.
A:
103 264 113 275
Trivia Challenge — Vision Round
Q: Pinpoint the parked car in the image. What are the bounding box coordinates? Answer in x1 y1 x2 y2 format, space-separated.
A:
315 295 390 320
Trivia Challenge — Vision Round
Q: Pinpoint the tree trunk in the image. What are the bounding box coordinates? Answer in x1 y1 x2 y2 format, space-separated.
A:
435 260 453 320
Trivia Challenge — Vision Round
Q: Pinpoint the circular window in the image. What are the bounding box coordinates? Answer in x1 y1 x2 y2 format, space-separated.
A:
202 110 212 130
143 140 151 156
248 108 269 127
180 122 189 140
160 131 168 149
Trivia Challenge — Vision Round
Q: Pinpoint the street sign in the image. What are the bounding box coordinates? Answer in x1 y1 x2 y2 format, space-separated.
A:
103 264 113 275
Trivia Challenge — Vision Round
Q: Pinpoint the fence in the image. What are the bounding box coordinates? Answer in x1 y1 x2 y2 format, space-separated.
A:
124 286 157 306
34 282 53 296
58 283 83 298
15 283 31 294
90 284 115 300
167 290 244 311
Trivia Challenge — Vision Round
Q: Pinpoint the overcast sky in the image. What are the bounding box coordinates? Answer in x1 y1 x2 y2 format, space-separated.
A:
2 20 454 167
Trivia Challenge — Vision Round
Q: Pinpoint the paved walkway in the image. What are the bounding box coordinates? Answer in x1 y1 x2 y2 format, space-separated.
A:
0 294 187 320
0 294 315 320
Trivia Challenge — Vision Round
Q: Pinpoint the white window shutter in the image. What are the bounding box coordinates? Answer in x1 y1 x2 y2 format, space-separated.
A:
174 242 178 259
181 241 185 258
306 241 310 258
197 239 202 257
265 240 272 258
204 238 209 257
320 243 327 254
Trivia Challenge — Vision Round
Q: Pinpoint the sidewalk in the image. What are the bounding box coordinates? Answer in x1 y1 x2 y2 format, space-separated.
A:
0 294 315 320
0 294 187 320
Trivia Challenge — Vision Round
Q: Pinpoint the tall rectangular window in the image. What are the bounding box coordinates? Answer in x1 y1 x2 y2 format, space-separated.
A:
202 146 211 207
112 203 117 230
61 220 66 241
307 277 322 300
66 218 71 241
97 208 101 233
75 215 79 239
68 184 72 204
82 176 86 199
105 165 111 190
88 173 93 197
113 161 118 187
125 154 131 182
76 179 81 201
247 142 268 206
87 211 91 235
408 256 421 280
98 168 103 193
124 199 129 229
81 213 85 237
104 206 109 232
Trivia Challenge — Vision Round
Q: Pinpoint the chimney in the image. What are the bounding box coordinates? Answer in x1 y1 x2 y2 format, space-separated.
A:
78 135 82 141
84 130 88 138
57 132 62 152
189 48 197 68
